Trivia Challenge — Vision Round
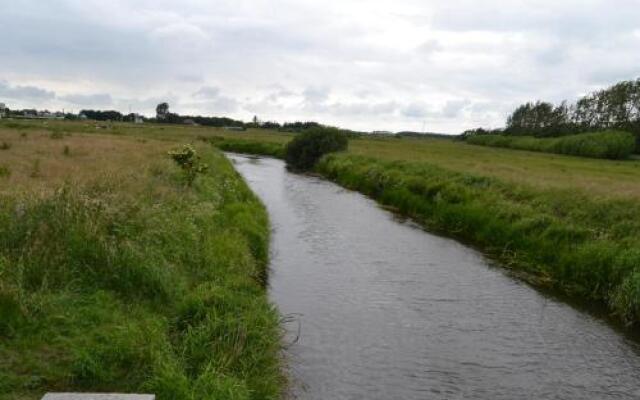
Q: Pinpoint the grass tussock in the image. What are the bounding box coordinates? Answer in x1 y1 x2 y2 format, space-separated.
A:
316 154 640 325
0 139 282 399
466 131 636 160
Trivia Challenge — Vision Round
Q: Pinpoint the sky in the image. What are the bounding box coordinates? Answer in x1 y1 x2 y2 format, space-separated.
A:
1 0 639 133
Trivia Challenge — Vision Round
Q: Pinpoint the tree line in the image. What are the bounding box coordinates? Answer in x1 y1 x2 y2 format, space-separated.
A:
464 78 640 148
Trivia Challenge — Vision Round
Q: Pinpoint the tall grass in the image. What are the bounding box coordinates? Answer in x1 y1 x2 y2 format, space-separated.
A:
466 131 636 160
207 136 286 159
0 148 282 399
316 154 640 326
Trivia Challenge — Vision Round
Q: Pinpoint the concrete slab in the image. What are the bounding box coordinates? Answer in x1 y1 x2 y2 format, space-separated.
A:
42 394 154 400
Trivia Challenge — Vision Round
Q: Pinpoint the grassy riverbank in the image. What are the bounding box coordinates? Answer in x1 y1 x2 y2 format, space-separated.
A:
316 154 640 324
210 132 640 326
0 126 282 399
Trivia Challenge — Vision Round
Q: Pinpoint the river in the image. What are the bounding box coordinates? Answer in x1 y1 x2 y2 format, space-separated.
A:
228 153 640 400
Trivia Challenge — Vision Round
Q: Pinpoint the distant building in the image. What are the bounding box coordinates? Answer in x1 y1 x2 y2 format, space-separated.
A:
133 113 144 124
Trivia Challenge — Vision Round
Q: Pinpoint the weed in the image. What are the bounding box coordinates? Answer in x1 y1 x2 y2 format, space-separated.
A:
29 159 41 178
50 131 65 140
168 144 209 186
0 141 10 150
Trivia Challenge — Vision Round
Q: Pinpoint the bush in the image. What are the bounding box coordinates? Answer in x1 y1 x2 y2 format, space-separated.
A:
0 142 10 150
466 130 635 160
284 127 348 170
168 144 209 186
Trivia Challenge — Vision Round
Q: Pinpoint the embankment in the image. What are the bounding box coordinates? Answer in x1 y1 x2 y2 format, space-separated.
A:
0 147 282 399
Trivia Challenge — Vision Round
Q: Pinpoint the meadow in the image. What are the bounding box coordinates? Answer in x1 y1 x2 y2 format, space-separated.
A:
208 128 640 326
466 131 636 160
0 122 282 400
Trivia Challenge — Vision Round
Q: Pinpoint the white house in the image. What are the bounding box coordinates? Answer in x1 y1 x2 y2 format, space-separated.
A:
133 113 144 124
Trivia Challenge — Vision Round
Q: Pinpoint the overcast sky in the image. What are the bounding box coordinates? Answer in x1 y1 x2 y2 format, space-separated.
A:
1 0 639 133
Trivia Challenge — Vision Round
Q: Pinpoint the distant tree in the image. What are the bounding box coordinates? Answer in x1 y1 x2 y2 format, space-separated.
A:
285 127 349 170
260 121 282 130
79 109 123 121
156 103 169 120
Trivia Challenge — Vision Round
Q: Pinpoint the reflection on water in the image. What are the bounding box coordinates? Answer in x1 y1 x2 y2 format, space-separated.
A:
228 154 640 400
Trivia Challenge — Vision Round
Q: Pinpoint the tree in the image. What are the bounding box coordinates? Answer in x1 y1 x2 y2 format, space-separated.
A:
284 127 348 170
156 103 169 120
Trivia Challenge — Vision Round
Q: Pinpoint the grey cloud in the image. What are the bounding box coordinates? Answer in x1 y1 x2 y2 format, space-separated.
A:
402 103 432 119
188 86 239 114
303 87 331 105
442 99 471 118
60 93 113 106
193 86 221 99
0 81 55 100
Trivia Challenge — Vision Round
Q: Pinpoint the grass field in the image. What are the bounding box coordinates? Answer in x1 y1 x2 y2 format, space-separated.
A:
0 122 282 400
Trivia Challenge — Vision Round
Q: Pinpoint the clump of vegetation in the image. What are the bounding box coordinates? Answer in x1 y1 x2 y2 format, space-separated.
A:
168 144 209 186
29 159 41 178
284 127 348 170
467 131 636 159
0 148 281 399
0 141 11 150
316 153 640 325
210 137 286 159
63 145 71 156
50 131 65 139
0 165 10 178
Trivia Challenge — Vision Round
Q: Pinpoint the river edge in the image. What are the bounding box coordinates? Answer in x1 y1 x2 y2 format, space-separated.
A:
217 143 640 335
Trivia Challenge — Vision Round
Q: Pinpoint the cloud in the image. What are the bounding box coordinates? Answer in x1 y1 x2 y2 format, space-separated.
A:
60 93 113 106
401 102 432 119
189 86 239 114
193 86 221 99
303 87 331 105
0 0 639 132
442 99 471 118
0 81 55 100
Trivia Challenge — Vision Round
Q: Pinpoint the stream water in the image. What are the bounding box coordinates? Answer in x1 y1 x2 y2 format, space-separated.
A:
228 153 640 400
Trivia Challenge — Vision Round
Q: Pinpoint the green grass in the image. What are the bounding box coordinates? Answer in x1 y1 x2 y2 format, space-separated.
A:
466 131 636 160
0 141 282 399
206 136 286 159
